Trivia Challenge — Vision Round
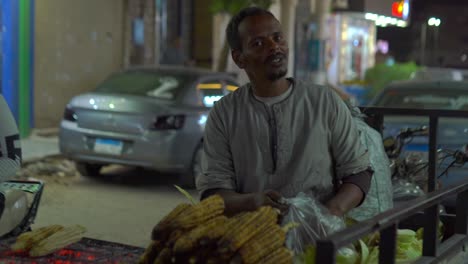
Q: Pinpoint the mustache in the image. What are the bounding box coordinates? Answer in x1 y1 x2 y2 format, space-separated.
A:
265 52 286 64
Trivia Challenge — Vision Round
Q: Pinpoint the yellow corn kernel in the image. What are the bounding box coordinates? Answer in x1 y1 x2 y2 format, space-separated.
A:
173 216 227 253
11 225 64 251
138 240 163 264
174 195 224 229
219 206 278 253
258 247 293 264
152 203 191 240
153 247 172 264
239 224 287 264
29 225 86 257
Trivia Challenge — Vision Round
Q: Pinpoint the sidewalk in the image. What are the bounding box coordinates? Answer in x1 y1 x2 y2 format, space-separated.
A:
21 129 61 163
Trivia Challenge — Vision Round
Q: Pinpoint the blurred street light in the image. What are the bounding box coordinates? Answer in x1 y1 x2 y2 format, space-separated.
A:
427 17 441 27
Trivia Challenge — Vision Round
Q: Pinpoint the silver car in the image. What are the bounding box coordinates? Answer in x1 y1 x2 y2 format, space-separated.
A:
59 66 239 187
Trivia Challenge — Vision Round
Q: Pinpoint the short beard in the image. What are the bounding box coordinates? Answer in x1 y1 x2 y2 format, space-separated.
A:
267 69 287 81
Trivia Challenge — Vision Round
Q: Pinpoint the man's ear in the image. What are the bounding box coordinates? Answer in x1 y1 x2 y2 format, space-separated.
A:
231 49 245 69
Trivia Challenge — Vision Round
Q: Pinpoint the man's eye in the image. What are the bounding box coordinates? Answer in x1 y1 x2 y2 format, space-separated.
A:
253 40 262 47
274 35 283 42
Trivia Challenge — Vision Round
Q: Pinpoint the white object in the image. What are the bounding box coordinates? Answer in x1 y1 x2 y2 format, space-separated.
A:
0 95 21 182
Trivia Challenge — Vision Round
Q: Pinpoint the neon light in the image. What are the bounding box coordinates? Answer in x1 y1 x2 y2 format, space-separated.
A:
392 1 404 18
19 0 31 137
227 85 238 91
29 0 35 128
196 83 222 89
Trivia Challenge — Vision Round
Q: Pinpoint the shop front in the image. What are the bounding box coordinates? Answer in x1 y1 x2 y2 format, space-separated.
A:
330 0 411 104
295 0 411 104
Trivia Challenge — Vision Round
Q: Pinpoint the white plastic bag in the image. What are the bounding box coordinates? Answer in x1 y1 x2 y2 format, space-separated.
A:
281 192 346 254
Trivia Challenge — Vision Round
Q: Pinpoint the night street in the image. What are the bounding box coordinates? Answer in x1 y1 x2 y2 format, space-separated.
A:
20 161 196 248
2 0 468 262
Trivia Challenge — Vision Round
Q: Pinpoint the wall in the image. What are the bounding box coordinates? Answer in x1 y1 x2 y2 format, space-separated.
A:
192 0 212 68
35 0 124 128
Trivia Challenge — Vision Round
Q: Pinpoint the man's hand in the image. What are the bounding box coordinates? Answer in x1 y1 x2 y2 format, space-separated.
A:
202 189 289 217
253 190 289 215
325 183 364 217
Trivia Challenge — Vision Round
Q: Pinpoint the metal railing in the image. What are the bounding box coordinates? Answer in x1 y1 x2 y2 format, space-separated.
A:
315 107 468 264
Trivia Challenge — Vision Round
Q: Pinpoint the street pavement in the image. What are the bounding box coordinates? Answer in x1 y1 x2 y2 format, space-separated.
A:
18 129 198 248
21 130 60 163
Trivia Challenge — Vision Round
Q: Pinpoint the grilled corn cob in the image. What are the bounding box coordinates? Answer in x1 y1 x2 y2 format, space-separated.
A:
166 229 185 247
153 247 172 264
173 195 225 229
258 247 293 264
138 240 163 264
11 225 64 251
152 203 191 240
239 224 287 264
218 206 278 253
173 216 227 253
29 225 87 257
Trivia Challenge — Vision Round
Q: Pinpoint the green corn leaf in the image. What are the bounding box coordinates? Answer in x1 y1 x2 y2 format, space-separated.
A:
174 185 197 205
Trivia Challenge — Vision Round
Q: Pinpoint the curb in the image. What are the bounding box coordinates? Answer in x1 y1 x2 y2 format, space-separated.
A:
22 154 64 166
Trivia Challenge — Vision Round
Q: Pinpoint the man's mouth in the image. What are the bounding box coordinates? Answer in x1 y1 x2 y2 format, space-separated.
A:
266 53 286 66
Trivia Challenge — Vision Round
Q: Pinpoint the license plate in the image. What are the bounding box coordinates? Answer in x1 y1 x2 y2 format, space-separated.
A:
94 138 123 155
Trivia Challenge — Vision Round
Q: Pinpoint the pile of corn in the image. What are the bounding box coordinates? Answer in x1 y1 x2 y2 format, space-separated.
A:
11 224 87 257
139 195 294 264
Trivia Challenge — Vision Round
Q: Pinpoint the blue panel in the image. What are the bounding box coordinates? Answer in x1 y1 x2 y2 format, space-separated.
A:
1 0 19 121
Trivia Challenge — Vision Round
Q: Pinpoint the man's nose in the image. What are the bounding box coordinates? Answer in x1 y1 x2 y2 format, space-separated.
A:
266 37 281 51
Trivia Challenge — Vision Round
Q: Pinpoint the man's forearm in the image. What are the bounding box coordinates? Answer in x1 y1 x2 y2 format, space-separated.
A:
202 189 257 216
325 183 364 217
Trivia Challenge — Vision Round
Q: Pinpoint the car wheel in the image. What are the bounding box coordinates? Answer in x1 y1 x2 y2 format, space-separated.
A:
75 162 103 177
179 143 203 189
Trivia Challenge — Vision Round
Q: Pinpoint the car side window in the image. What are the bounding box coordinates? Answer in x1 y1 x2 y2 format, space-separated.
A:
196 80 225 107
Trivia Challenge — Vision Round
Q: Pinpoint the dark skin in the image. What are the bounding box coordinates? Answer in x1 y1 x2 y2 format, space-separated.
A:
206 14 364 217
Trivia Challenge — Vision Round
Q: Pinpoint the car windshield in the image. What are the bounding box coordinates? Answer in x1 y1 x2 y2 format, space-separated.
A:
376 88 468 110
94 71 191 100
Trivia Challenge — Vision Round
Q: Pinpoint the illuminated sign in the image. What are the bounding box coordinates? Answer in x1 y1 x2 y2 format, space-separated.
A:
392 0 409 20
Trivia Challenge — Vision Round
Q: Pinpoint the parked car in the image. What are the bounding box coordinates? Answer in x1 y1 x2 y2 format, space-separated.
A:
59 66 239 188
410 67 464 81
369 80 468 210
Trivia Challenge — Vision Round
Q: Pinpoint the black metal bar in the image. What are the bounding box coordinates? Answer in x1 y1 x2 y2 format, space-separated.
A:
315 240 336 264
422 205 439 257
413 234 467 264
360 107 468 118
323 182 468 249
413 256 433 264
455 190 468 235
427 116 438 192
363 112 385 134
379 224 397 264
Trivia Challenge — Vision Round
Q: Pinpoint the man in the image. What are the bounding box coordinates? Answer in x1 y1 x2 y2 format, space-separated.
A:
196 7 373 217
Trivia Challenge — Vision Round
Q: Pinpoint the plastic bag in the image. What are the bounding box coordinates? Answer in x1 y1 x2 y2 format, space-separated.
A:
281 192 346 254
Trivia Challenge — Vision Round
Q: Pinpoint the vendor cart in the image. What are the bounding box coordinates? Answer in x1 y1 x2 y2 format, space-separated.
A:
315 107 468 263
0 180 145 263
0 236 145 263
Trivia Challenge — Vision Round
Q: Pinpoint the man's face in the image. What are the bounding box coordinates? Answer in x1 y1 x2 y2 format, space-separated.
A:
234 14 289 82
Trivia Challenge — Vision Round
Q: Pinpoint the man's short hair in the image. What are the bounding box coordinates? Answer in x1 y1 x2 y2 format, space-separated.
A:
226 7 275 51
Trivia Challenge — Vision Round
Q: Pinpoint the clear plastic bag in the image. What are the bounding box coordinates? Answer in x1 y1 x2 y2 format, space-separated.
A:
281 192 346 254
